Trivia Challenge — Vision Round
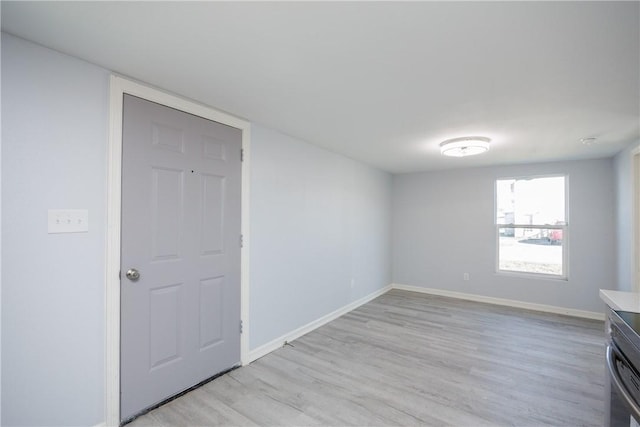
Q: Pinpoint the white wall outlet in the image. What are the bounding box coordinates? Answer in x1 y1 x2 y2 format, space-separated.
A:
48 209 89 233
350 278 356 289
463 273 470 281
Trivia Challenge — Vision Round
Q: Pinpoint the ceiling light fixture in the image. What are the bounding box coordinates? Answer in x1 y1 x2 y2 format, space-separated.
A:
440 136 491 157
580 137 598 145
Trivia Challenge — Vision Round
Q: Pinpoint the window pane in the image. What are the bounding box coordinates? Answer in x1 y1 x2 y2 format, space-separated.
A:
499 227 563 276
497 176 565 225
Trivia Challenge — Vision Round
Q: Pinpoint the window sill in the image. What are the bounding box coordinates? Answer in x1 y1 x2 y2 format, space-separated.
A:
495 269 568 282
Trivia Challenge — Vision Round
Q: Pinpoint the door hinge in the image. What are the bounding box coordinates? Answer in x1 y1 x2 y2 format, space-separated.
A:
240 320 243 334
240 234 244 248
240 148 244 162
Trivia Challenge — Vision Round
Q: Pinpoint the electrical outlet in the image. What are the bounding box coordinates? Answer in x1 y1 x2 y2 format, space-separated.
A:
463 273 470 281
350 278 356 289
48 209 89 233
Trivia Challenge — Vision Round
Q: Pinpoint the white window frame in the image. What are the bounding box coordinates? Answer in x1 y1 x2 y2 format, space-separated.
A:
495 174 569 280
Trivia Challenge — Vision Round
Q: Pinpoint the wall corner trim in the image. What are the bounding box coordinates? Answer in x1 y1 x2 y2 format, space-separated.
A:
246 285 393 364
391 283 605 320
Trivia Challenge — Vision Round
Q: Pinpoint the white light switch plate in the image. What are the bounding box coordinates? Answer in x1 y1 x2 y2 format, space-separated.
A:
48 209 89 233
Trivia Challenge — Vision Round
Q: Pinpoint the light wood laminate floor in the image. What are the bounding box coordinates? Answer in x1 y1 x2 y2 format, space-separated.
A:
128 289 605 426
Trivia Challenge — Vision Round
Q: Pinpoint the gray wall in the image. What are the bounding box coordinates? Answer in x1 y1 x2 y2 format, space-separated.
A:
614 142 640 291
1 34 393 425
392 159 616 313
2 35 109 425
249 125 392 348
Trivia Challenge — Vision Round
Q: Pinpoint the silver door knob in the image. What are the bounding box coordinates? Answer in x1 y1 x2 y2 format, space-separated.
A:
126 268 140 281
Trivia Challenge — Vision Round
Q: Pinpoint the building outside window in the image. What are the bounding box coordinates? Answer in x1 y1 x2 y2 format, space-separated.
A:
496 175 567 278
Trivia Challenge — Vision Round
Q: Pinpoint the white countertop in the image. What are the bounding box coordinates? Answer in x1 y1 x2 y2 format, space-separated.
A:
600 289 640 313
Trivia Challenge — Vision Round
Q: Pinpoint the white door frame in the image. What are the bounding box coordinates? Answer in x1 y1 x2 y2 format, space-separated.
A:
634 145 640 292
105 75 251 426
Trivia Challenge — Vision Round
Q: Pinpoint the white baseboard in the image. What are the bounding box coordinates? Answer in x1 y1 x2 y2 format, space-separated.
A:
391 283 605 321
246 284 392 363
246 282 603 365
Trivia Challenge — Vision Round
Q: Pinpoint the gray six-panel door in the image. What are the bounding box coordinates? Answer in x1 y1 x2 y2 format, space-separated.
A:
120 94 242 421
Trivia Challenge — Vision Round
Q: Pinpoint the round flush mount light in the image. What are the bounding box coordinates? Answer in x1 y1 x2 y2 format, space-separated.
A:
440 136 491 157
580 137 598 145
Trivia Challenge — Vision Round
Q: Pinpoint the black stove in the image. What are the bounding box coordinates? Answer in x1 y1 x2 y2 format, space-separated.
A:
611 311 640 368
607 309 640 426
615 311 640 338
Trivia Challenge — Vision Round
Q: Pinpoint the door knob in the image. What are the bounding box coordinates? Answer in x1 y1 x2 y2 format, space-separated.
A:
126 268 140 281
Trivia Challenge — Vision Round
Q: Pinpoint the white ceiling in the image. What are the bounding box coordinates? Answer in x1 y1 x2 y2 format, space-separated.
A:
2 1 639 173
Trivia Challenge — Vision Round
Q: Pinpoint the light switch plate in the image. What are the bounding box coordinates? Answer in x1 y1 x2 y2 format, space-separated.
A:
48 209 89 233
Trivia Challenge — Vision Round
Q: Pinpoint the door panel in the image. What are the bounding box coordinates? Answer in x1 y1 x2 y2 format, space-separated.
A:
199 276 225 349
200 174 225 254
148 283 182 369
151 167 183 260
120 94 242 421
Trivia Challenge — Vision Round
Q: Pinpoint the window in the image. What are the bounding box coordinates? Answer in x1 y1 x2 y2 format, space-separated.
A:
496 175 567 278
